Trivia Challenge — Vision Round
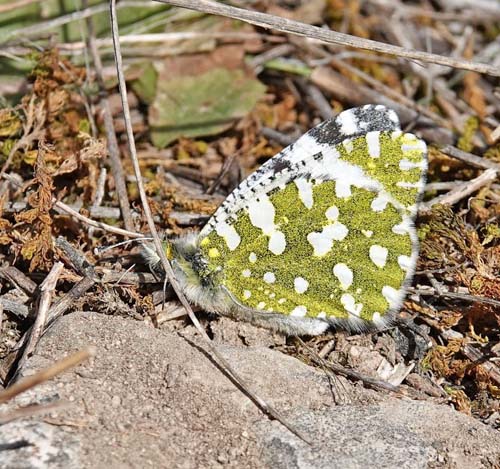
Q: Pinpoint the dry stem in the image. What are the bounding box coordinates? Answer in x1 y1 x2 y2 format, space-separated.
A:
154 0 500 77
0 347 95 404
109 0 311 444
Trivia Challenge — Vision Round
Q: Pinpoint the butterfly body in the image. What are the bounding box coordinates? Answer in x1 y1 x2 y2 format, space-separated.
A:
147 105 427 335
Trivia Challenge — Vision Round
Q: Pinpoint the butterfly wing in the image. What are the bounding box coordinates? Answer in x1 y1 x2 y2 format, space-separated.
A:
200 105 402 238
196 105 427 329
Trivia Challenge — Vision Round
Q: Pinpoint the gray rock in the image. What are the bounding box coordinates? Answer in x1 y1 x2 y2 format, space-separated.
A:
2 312 500 468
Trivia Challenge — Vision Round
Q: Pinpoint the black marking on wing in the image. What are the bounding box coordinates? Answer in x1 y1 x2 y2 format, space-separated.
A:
309 105 400 145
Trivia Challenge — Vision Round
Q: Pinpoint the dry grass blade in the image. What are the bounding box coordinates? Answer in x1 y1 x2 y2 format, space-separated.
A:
16 262 64 373
1 173 142 239
0 347 95 404
0 400 72 425
297 338 402 395
84 1 135 234
109 0 311 445
154 0 500 76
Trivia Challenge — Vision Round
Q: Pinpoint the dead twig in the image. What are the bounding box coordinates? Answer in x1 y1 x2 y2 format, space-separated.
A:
297 338 404 395
462 344 500 386
0 266 37 295
100 270 158 285
439 145 500 171
16 262 64 373
0 299 29 320
0 347 95 404
84 0 135 234
154 0 500 76
109 0 311 445
55 237 97 280
0 401 73 425
9 275 99 374
421 168 497 210
410 287 500 308
1 173 142 238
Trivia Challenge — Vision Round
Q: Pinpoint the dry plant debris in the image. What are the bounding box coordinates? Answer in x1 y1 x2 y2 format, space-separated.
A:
0 0 499 432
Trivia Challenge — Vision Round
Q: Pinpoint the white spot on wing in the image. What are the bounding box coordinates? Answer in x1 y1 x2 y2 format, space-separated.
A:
361 230 373 238
340 293 363 316
399 158 424 171
382 285 400 309
257 302 266 309
337 109 358 135
317 311 327 318
335 180 352 198
392 218 411 235
243 290 251 299
215 221 241 251
325 206 339 221
366 131 380 158
242 269 251 278
248 196 275 234
388 110 399 124
401 141 426 153
396 181 421 189
307 222 349 256
370 245 388 268
342 139 353 153
263 272 276 284
294 277 309 294
269 231 286 255
333 263 353 290
398 255 413 272
295 178 314 209
291 305 307 317
371 192 391 212
249 252 257 263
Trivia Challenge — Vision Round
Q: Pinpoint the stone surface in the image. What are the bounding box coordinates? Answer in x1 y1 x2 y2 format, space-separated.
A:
2 312 500 468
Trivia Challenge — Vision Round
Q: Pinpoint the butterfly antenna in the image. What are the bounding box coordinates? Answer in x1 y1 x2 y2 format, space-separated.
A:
94 237 154 256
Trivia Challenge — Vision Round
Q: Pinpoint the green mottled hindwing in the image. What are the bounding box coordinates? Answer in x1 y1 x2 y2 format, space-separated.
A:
196 105 427 327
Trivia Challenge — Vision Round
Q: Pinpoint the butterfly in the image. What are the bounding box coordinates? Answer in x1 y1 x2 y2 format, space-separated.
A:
144 105 427 336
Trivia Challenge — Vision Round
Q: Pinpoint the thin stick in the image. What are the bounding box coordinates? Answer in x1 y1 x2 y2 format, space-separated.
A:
421 168 497 210
439 145 500 171
410 287 500 308
59 31 275 51
0 401 72 425
109 0 310 444
297 338 403 395
0 347 95 404
85 1 135 233
0 1 156 44
1 173 142 238
0 266 37 295
462 344 500 385
16 262 64 372
154 0 500 77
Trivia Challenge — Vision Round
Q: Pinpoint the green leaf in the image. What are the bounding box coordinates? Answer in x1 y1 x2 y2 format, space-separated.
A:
149 68 266 148
129 62 158 105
